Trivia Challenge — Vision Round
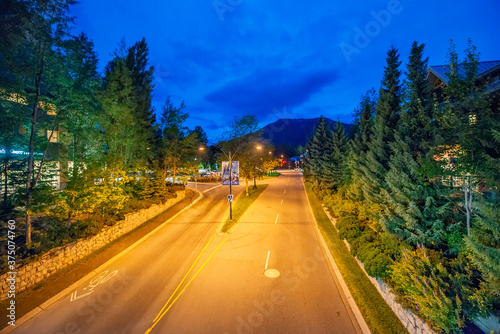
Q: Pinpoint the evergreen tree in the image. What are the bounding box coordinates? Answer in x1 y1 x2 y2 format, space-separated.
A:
361 46 402 208
126 38 157 164
322 121 348 192
348 90 376 201
465 96 500 305
303 116 332 192
466 199 500 301
191 126 209 145
399 41 434 158
380 42 450 247
100 54 136 167
59 33 101 173
1 0 77 245
436 40 496 235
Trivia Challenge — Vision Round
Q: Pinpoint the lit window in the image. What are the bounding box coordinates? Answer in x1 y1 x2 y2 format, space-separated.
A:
468 114 477 125
47 130 58 143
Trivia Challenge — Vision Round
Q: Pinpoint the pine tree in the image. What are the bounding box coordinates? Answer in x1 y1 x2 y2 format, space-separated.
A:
360 46 402 208
126 38 157 164
348 90 376 201
466 199 500 299
322 121 348 192
303 116 332 192
436 40 496 236
100 55 135 167
379 42 450 247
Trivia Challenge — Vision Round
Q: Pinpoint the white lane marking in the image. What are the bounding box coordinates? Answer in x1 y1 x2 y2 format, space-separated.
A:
265 251 270 270
274 214 279 224
280 199 283 205
284 189 286 194
202 185 222 193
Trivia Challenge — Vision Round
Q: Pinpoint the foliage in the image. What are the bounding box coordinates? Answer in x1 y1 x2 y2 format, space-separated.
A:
305 182 409 334
391 248 464 333
303 116 333 192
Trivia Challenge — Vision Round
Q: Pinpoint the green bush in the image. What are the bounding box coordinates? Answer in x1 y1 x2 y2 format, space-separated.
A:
357 242 393 279
391 248 464 333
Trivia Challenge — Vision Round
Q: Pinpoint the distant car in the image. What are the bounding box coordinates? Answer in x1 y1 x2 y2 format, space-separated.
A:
165 177 184 184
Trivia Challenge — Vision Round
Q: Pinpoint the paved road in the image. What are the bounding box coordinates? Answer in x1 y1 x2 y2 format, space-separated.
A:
9 171 361 334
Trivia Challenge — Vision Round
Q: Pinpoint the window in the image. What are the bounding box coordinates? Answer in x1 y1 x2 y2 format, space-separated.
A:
47 130 58 143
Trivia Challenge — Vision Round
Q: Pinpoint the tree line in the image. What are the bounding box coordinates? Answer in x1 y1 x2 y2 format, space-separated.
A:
304 41 499 333
0 0 216 250
0 0 279 256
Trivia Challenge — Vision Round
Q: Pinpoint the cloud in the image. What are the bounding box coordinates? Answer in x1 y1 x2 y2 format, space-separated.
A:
204 67 338 120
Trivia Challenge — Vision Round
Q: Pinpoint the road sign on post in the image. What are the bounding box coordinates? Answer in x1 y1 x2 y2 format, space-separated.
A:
227 194 233 202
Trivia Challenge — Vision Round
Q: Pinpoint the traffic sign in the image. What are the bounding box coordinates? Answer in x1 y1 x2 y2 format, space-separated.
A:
227 194 233 202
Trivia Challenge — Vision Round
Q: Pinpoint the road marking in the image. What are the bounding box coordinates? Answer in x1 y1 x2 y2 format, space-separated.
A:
152 236 214 323
280 199 283 205
284 189 286 194
70 270 118 302
202 185 222 193
265 251 270 270
146 237 228 333
274 214 279 224
70 290 93 302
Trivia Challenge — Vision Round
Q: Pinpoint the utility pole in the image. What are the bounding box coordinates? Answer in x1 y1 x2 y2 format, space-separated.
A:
229 150 232 221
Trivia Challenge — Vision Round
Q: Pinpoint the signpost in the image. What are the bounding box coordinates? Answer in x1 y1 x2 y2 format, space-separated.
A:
222 156 239 221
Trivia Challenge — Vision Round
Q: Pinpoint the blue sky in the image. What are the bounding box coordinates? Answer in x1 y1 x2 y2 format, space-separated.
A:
71 0 500 141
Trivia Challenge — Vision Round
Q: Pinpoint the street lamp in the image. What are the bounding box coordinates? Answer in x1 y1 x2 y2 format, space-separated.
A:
195 146 206 190
218 144 262 221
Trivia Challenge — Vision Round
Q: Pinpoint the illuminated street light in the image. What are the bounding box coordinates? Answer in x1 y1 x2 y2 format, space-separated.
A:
218 143 263 221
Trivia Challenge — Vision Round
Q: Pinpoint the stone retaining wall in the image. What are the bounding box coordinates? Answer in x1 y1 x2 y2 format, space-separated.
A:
322 206 436 334
0 190 185 301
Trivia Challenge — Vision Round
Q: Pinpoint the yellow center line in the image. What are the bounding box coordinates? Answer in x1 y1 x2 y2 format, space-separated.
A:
145 236 228 334
151 235 214 324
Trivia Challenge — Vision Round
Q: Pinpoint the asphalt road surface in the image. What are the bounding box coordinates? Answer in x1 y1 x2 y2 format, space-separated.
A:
8 171 361 334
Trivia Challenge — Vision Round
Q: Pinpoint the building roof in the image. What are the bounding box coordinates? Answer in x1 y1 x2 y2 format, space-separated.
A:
428 60 500 84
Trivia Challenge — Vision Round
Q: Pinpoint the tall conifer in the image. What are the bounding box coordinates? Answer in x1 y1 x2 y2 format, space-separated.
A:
361 46 402 208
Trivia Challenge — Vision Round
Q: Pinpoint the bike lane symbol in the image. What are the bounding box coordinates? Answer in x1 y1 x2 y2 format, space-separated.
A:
70 270 118 302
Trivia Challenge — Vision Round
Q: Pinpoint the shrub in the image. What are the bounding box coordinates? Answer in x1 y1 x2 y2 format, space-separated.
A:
391 248 464 334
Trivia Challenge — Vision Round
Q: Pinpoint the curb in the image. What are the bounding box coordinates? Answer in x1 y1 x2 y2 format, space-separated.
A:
217 183 269 235
1 190 204 334
302 181 371 334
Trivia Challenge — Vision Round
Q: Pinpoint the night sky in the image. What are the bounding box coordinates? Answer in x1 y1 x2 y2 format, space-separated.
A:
71 0 500 141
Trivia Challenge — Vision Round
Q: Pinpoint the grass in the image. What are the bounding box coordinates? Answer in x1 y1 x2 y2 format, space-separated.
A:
220 184 268 233
261 172 280 179
304 182 409 334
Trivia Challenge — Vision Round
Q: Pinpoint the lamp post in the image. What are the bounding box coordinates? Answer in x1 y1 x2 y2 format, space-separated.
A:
195 146 205 191
218 144 262 221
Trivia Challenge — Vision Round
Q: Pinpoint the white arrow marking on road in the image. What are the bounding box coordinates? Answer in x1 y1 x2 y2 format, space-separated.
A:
275 214 279 224
265 251 270 270
70 290 94 302
281 199 283 205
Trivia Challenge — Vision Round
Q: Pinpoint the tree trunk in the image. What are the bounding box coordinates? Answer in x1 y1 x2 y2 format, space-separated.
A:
173 160 176 184
3 147 10 205
26 75 42 246
253 175 257 189
463 173 472 236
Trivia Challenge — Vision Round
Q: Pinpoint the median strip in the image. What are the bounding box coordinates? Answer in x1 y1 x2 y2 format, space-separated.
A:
219 184 268 233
